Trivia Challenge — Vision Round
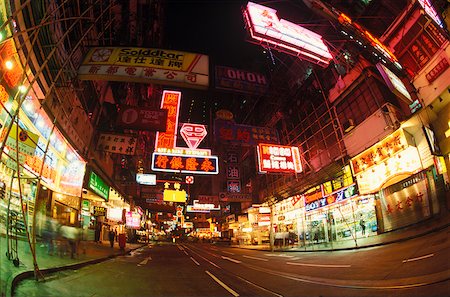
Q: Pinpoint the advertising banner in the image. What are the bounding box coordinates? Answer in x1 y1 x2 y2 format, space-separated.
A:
215 65 268 95
214 119 279 146
257 143 302 174
243 2 332 66
96 133 137 155
219 192 252 202
78 47 209 89
116 105 167 131
151 152 218 175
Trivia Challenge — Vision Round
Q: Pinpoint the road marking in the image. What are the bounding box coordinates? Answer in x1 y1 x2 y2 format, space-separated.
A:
183 250 189 256
190 257 200 266
137 256 152 266
286 262 351 268
402 253 434 263
177 245 184 251
206 270 239 297
222 250 235 255
243 255 269 262
222 256 242 264
183 245 221 268
234 274 283 297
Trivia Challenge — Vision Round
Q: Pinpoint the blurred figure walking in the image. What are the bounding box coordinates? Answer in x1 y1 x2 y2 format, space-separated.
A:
60 225 79 259
108 228 115 248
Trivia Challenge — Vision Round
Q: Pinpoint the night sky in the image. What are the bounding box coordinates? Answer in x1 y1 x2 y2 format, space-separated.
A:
163 0 326 124
165 0 263 69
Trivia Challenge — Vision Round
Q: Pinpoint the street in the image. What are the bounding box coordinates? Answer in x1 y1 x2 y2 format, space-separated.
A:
13 227 450 297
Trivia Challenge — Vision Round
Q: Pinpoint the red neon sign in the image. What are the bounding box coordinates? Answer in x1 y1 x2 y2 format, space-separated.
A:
155 90 181 149
151 152 218 175
180 123 207 150
256 143 302 174
243 1 332 66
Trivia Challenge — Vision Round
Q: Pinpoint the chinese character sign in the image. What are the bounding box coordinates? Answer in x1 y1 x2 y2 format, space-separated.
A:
96 133 137 155
214 119 279 146
155 90 181 150
151 152 219 175
243 2 332 66
257 143 302 174
78 47 209 89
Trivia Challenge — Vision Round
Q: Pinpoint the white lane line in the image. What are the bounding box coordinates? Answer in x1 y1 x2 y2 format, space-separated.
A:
286 262 351 268
222 251 235 255
137 256 152 266
190 256 200 266
177 245 184 250
402 253 434 263
243 255 269 262
183 245 221 268
222 256 242 264
234 274 283 297
206 270 240 297
183 250 189 256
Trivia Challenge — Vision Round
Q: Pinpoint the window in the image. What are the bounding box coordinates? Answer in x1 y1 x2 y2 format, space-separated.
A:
394 15 446 75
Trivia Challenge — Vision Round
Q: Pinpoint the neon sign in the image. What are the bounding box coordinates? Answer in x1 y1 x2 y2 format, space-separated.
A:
256 143 302 174
155 90 181 150
243 1 332 66
152 91 219 174
180 123 207 150
151 152 219 175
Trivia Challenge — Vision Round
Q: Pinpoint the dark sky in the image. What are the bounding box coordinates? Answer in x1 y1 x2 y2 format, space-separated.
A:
163 0 323 124
164 0 264 69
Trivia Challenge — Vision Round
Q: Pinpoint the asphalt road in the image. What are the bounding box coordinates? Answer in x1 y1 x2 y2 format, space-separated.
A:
13 227 450 297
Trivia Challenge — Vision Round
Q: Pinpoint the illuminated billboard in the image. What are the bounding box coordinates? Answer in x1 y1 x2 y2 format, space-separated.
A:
136 173 157 185
256 143 302 174
163 189 187 203
243 2 333 67
151 152 219 175
78 47 209 89
155 90 181 150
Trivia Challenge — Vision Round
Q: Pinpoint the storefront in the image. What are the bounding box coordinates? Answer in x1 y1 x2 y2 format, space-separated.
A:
351 127 441 233
272 195 304 246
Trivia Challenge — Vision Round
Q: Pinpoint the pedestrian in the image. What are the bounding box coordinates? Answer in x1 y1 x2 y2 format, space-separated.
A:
108 228 115 248
360 218 366 236
94 222 102 243
60 225 79 259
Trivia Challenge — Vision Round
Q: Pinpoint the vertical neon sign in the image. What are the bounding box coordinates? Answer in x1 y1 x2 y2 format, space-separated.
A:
155 90 181 150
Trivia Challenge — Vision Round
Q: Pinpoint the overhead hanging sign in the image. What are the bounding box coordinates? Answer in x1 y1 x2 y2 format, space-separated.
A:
243 1 333 67
214 119 279 146
155 90 181 150
116 105 167 131
78 47 209 89
136 173 157 185
151 152 218 175
256 143 302 174
96 132 137 155
180 123 207 150
215 65 269 95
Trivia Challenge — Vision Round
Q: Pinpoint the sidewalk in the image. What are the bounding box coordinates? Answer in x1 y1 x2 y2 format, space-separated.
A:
231 211 450 252
0 236 145 297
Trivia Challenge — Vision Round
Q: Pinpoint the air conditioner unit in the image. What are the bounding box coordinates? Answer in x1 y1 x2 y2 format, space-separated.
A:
343 118 355 133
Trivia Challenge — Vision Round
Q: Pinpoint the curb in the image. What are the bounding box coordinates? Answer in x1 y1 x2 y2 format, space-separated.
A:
231 222 450 253
7 245 145 297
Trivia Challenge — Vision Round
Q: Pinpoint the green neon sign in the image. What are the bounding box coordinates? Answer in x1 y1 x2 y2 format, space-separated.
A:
88 171 110 201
